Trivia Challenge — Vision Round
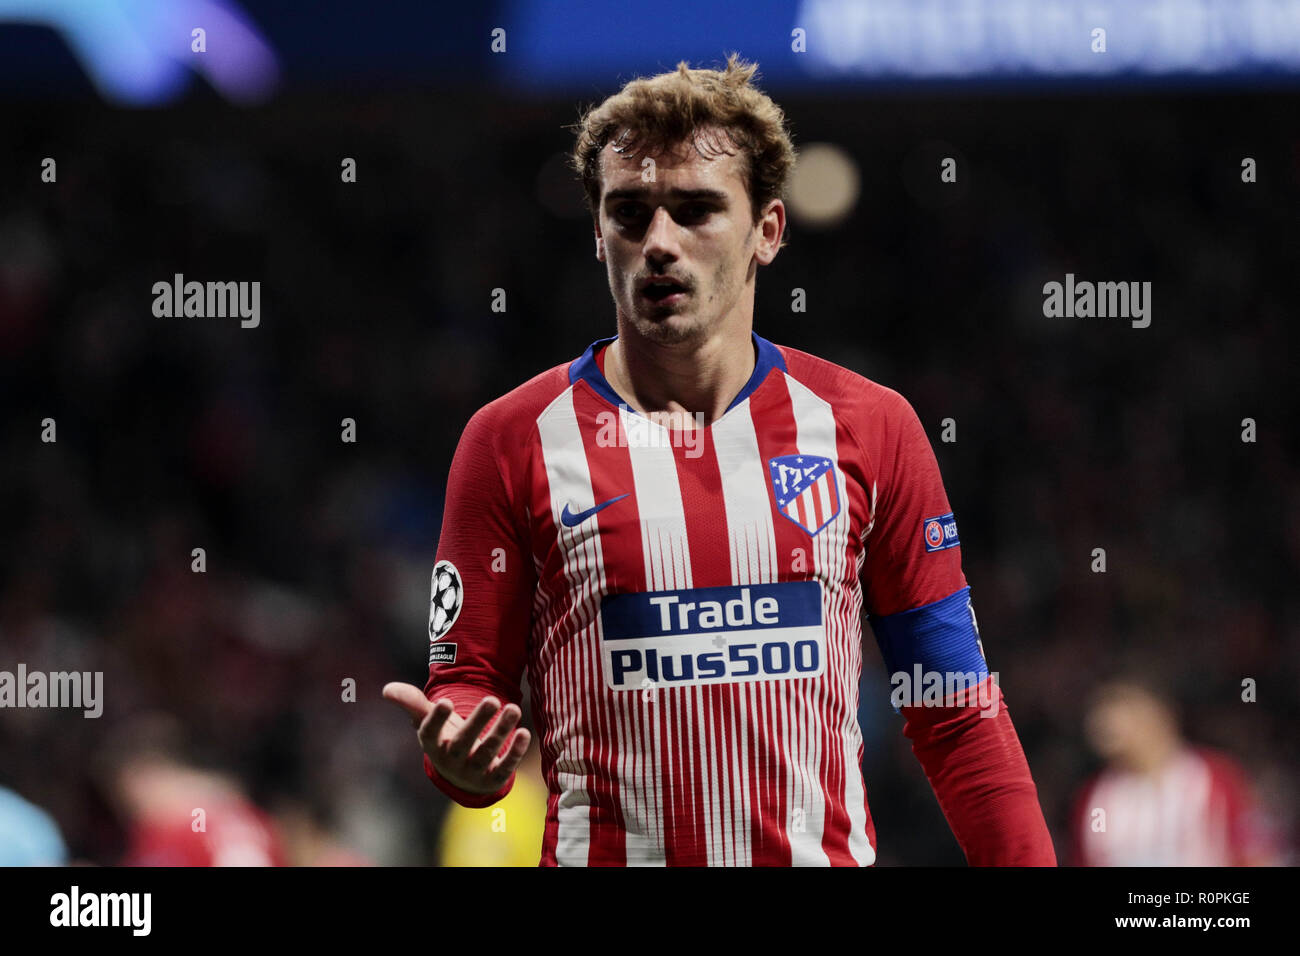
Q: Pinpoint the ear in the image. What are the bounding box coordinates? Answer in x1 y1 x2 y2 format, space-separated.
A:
752 199 786 267
593 215 606 262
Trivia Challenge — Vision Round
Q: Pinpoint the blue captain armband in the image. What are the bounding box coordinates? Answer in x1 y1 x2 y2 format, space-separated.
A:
869 587 989 712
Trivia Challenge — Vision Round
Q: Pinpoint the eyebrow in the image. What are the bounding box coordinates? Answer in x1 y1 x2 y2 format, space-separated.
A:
603 187 730 203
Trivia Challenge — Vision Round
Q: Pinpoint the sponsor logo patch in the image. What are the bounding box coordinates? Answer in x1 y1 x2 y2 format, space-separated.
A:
922 513 960 552
600 581 825 690
768 455 841 536
428 559 463 640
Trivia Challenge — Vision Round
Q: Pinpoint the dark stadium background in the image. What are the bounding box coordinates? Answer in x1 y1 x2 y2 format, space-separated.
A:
0 0 1296 865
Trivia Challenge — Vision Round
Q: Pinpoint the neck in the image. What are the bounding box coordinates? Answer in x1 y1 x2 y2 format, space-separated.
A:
1122 736 1182 776
605 319 756 425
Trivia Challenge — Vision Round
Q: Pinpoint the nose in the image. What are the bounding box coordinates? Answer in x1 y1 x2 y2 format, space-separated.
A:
642 205 680 264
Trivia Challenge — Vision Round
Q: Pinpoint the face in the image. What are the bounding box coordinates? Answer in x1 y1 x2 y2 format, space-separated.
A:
593 128 783 346
1084 690 1169 762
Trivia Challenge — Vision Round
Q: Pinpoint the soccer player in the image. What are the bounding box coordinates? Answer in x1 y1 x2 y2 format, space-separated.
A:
384 54 1056 866
100 714 286 867
1070 679 1280 866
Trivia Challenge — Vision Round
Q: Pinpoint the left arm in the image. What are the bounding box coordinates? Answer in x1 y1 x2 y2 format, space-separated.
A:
899 676 1056 865
858 387 1056 865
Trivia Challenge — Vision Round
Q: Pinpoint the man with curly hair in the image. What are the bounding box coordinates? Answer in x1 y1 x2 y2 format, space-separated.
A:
385 54 1055 867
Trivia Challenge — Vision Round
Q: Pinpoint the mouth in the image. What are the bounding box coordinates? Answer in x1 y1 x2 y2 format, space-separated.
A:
638 276 690 305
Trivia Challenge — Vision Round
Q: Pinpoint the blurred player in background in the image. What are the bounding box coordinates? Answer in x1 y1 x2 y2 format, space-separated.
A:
99 714 286 867
1070 679 1280 866
386 54 1055 865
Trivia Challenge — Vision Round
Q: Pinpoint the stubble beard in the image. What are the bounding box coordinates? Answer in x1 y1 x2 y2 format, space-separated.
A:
618 273 707 346
629 305 706 346
620 260 740 349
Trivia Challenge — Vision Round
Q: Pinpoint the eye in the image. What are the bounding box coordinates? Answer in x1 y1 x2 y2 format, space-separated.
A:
614 203 644 220
681 203 711 220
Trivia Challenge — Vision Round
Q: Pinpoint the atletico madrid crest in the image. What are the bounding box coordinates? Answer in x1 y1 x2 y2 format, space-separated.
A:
768 454 841 536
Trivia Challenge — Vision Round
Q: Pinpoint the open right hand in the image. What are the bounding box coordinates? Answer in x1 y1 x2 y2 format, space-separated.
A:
382 682 531 796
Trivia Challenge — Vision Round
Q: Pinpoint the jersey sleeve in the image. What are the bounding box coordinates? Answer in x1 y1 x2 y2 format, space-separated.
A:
859 387 967 613
422 403 536 808
859 388 980 693
857 388 1056 865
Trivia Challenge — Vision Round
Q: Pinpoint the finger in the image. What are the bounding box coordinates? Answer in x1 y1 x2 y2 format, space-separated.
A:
484 727 532 787
417 697 456 745
466 703 522 772
484 728 531 787
382 682 433 727
444 697 502 762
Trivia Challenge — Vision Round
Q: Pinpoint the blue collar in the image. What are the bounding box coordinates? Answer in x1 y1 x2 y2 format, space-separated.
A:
568 331 786 416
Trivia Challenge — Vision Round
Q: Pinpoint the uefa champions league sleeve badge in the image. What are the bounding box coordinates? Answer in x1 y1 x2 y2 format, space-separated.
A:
428 559 463 664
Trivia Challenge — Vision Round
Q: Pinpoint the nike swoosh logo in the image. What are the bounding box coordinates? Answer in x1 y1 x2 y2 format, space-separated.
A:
560 493 630 528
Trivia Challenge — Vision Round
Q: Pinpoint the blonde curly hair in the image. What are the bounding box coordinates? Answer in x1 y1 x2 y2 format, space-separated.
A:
570 53 797 230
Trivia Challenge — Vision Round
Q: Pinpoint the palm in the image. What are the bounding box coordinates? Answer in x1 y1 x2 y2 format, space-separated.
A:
382 682 531 796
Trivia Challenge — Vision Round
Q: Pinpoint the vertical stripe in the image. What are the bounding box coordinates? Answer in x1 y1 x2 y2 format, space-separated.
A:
786 373 874 866
673 427 724 865
536 387 600 867
621 405 693 864
1174 753 1211 865
746 374 802 865
573 390 644 865
712 401 780 867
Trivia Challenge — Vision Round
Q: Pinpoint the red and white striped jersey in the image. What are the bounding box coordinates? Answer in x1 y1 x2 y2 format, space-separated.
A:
1071 747 1279 866
423 332 976 866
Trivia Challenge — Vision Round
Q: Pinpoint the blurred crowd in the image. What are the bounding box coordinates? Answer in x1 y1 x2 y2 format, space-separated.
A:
0 87 1296 865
